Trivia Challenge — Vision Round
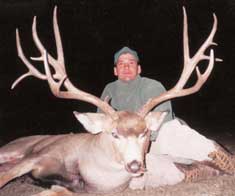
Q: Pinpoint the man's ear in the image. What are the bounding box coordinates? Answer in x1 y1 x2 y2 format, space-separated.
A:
138 65 142 74
145 111 168 131
114 67 118 76
73 111 114 134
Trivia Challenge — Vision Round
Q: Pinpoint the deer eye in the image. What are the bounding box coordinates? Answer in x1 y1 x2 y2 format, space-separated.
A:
139 129 148 138
140 133 146 138
112 132 120 139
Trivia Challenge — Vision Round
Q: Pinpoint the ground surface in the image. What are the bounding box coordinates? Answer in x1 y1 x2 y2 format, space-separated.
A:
0 131 235 196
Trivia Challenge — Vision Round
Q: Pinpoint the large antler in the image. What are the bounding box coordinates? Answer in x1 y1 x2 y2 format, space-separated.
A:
13 6 118 120
138 7 222 117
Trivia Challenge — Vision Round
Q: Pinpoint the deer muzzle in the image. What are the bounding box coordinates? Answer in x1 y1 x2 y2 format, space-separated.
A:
126 160 146 176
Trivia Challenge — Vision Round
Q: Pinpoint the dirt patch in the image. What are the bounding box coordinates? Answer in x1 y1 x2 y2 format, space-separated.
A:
0 175 235 196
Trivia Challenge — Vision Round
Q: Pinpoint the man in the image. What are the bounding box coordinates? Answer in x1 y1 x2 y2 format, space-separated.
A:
98 46 235 185
98 46 173 123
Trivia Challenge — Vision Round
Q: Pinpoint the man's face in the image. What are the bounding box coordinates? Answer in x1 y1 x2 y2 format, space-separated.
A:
114 53 141 82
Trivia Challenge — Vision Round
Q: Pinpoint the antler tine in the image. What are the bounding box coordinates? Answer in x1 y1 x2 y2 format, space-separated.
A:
138 7 218 117
53 6 65 66
12 29 47 89
31 6 66 79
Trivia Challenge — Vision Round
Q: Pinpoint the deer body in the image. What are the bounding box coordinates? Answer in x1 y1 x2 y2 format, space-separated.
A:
0 116 220 193
0 133 132 193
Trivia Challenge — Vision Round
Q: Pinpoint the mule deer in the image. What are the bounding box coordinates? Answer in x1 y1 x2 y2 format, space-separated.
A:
0 6 234 196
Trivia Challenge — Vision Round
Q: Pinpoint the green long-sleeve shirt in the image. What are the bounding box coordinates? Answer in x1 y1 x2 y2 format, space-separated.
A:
98 75 173 122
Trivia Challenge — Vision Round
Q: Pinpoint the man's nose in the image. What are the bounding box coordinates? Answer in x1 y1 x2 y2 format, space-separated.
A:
123 63 130 69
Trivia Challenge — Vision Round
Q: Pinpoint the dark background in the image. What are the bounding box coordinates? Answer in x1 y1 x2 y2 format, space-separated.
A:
0 0 234 142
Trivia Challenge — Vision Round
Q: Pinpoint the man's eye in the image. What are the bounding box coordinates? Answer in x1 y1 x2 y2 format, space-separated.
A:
117 63 124 67
129 61 137 65
112 132 120 139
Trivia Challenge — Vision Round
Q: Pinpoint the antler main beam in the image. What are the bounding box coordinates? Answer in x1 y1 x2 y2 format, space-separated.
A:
139 7 222 117
13 6 118 120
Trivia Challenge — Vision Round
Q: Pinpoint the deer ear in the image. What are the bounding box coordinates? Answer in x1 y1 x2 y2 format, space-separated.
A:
73 111 114 134
145 111 168 131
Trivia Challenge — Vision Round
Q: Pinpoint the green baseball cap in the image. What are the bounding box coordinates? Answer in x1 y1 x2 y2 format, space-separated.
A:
114 46 139 65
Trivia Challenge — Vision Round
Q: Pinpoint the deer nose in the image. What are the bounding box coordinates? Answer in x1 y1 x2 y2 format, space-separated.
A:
127 160 142 173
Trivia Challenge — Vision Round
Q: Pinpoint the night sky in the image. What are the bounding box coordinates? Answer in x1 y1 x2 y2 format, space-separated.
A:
0 0 235 142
